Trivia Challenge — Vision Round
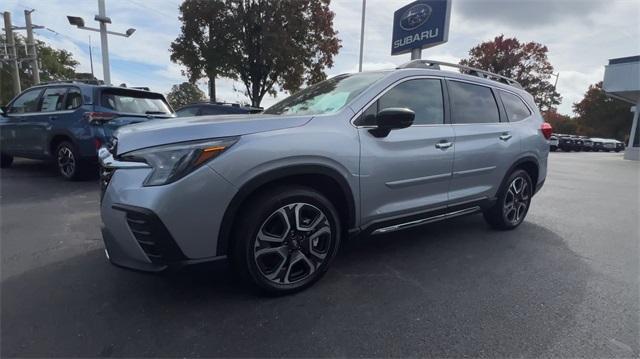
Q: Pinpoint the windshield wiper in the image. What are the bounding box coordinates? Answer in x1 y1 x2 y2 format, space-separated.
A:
145 111 168 115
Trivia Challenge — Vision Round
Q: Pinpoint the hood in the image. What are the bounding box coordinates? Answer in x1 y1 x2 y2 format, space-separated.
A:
113 114 312 155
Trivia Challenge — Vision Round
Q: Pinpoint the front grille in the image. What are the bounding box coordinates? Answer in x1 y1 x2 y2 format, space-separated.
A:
100 166 115 201
113 204 187 264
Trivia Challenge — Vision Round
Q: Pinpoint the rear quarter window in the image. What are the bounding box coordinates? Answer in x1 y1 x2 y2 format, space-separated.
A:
500 90 532 122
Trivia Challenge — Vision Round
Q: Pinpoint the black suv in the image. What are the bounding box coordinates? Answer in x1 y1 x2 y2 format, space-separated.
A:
175 102 262 117
0 81 174 179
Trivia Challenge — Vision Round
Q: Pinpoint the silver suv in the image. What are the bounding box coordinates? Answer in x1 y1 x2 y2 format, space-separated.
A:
100 60 551 294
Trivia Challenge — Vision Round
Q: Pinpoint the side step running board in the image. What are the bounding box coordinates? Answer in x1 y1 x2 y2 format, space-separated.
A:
371 206 481 235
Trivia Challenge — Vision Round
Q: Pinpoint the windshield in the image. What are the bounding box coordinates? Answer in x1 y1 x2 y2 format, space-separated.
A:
101 90 172 115
264 72 386 116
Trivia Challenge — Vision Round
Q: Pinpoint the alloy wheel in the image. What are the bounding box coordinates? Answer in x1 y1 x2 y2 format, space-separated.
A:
503 176 530 225
57 146 76 178
253 202 332 285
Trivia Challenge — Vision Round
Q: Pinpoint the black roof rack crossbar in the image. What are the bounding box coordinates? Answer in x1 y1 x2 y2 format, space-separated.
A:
397 59 523 88
38 79 105 86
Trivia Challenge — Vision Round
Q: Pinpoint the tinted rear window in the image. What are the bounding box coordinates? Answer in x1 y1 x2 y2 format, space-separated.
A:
100 89 171 115
448 81 500 124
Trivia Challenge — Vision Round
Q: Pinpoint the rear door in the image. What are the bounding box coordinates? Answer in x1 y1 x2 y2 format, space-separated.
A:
358 77 455 226
447 80 521 204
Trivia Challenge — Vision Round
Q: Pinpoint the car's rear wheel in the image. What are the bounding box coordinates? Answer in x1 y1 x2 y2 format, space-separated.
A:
56 141 95 180
0 153 13 168
231 186 341 294
484 169 532 230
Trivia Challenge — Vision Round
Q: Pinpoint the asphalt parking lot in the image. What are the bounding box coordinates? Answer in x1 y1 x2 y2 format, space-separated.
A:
1 152 638 358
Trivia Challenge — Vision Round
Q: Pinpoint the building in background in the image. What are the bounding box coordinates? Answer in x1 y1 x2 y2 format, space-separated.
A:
603 55 640 161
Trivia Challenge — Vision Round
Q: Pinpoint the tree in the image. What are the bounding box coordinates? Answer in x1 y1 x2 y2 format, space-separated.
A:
1 34 79 104
573 82 633 141
460 35 561 111
166 82 206 109
543 110 577 134
170 0 237 102
170 0 341 107
227 0 341 107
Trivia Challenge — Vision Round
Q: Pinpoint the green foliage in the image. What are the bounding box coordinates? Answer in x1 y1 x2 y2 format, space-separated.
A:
573 82 633 141
166 82 206 109
460 35 561 111
1 34 80 105
170 0 341 107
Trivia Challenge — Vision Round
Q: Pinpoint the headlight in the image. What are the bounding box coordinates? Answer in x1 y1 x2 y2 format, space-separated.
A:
121 137 238 186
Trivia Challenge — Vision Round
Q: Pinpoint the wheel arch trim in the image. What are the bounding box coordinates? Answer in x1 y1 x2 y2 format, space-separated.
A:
216 164 357 256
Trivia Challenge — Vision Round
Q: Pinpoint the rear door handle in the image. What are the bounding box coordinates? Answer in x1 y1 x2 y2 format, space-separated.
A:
499 133 512 141
435 140 453 150
49 116 58 121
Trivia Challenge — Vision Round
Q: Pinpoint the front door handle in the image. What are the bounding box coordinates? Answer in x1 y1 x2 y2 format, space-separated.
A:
435 140 453 150
49 116 58 121
499 133 512 141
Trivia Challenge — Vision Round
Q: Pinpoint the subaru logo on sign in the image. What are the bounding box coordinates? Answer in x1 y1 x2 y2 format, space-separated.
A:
391 0 451 56
400 4 432 31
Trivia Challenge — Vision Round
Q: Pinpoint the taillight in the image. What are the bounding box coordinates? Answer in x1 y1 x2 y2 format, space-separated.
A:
85 112 117 124
541 122 553 140
94 138 102 150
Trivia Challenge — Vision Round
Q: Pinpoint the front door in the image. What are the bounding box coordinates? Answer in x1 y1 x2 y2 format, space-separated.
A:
1 88 43 156
357 78 455 227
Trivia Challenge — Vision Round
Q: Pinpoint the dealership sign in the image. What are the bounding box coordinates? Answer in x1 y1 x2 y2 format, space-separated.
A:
391 0 452 55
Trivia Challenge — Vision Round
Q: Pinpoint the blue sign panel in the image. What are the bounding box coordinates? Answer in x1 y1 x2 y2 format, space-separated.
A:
391 0 451 55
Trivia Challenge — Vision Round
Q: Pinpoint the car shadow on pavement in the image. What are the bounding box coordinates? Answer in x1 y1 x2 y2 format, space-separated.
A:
1 215 594 358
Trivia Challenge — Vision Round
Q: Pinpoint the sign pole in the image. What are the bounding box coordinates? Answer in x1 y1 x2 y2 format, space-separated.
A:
411 48 421 60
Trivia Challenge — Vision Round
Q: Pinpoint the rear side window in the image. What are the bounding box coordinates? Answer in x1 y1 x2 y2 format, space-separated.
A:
500 91 531 122
64 88 83 110
9 88 42 114
448 81 500 124
40 87 68 112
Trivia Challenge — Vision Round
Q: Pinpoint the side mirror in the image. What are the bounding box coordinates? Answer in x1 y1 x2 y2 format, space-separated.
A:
0 106 6 115
369 107 414 137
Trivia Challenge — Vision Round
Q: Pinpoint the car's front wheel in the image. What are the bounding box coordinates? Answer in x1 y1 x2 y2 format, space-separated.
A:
232 186 341 294
484 169 532 230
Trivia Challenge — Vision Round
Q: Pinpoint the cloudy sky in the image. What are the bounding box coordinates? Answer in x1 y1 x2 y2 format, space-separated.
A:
3 0 639 114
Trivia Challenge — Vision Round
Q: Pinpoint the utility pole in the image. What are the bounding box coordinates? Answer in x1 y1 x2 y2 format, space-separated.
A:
67 0 136 85
358 0 366 72
3 11 21 94
24 9 40 84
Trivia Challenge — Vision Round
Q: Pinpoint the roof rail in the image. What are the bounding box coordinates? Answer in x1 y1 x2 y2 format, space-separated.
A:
38 79 104 86
397 59 523 88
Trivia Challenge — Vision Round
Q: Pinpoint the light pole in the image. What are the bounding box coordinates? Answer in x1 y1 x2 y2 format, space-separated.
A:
358 0 366 72
67 0 135 85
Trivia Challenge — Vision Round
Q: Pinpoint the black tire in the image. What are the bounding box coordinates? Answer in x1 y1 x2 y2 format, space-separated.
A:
55 141 95 180
231 185 342 295
483 169 533 230
0 153 13 168
550 146 557 152
615 149 622 153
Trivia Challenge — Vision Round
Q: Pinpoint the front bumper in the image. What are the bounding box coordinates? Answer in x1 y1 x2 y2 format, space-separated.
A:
100 150 237 272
